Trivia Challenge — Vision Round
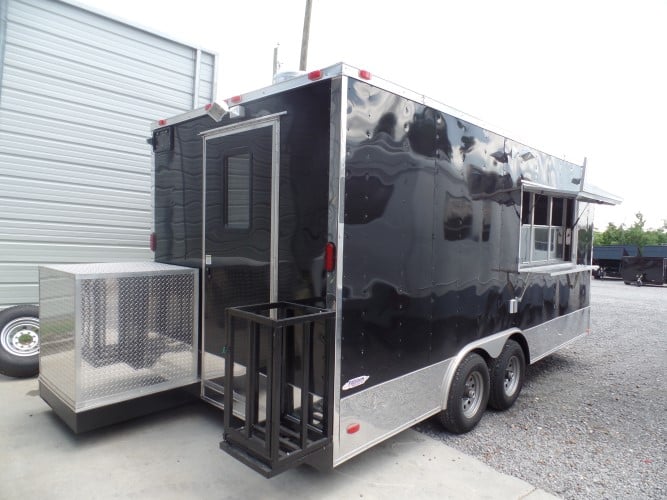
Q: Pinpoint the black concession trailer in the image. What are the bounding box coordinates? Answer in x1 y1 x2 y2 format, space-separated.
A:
38 63 621 477
621 255 667 286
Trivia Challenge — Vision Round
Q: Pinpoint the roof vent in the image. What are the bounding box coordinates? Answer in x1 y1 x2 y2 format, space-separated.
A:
273 70 307 84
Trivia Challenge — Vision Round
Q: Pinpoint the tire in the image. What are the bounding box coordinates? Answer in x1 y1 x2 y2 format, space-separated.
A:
0 305 40 378
488 340 526 411
439 352 490 434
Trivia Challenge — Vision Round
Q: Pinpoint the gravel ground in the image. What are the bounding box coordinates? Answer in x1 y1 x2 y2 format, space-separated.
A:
415 279 666 499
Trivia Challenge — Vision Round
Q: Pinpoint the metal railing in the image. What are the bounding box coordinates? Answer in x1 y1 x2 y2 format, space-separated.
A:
221 301 334 476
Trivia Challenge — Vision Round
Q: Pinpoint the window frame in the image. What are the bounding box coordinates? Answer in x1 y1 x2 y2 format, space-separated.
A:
519 189 575 267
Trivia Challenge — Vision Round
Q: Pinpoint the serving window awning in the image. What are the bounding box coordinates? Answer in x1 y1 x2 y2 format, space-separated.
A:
521 180 622 206
519 263 597 276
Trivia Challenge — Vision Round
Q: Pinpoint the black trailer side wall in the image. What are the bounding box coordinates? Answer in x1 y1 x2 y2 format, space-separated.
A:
153 81 333 304
154 115 215 268
340 80 591 393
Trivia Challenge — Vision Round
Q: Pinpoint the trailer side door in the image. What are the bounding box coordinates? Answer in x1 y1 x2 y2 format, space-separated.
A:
201 115 282 407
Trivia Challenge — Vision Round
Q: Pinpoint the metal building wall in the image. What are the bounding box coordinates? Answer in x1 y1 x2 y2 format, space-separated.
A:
0 0 217 308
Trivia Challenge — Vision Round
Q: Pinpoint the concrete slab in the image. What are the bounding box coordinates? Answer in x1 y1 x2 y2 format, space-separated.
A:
0 375 559 499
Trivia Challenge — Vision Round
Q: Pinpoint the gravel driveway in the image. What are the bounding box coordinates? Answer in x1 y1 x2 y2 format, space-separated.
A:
415 279 666 499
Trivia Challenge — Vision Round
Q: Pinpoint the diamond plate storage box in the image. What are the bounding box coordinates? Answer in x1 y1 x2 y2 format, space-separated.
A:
38 262 199 432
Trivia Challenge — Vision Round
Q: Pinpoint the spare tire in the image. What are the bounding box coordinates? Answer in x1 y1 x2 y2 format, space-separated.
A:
0 305 40 378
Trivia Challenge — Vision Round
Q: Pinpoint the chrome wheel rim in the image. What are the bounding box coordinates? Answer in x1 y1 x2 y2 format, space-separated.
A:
1 317 40 357
462 371 484 418
504 355 521 397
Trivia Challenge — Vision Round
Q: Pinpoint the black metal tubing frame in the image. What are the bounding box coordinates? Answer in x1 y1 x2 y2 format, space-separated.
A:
222 302 335 476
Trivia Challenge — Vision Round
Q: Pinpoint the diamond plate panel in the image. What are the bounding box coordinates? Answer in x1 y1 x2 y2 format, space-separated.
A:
38 263 198 412
39 266 77 408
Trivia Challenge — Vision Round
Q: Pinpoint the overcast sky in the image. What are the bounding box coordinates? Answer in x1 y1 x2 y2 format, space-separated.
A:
77 0 667 231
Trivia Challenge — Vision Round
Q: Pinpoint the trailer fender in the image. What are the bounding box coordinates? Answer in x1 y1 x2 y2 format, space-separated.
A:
438 328 524 410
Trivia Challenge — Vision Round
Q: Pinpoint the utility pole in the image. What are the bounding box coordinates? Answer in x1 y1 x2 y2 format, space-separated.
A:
272 43 280 78
299 0 312 71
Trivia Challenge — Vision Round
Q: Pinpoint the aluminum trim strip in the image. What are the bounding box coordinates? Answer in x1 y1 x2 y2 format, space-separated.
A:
270 119 280 303
332 76 348 455
225 63 346 104
200 135 208 400
150 107 211 130
200 112 287 139
74 277 82 404
191 270 200 377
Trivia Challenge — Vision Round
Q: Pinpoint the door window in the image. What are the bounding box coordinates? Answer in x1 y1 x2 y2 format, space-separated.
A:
224 152 251 229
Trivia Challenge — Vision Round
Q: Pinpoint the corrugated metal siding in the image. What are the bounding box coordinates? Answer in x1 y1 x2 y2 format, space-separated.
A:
0 0 217 307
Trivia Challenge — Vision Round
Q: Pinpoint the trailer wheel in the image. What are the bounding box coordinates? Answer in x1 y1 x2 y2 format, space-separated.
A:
439 352 489 434
0 305 40 378
488 340 525 411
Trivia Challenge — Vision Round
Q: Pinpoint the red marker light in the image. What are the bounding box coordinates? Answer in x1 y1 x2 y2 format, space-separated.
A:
346 423 361 434
359 69 371 80
230 95 242 104
149 232 156 252
204 103 212 110
308 69 323 80
325 242 336 272
158 119 167 126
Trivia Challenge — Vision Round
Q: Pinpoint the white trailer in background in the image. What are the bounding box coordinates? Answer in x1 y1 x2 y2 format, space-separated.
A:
0 0 217 376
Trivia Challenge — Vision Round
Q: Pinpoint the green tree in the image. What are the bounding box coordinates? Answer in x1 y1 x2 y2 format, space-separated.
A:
594 212 667 247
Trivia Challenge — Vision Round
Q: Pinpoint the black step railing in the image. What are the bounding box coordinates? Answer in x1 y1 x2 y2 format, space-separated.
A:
220 302 335 476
